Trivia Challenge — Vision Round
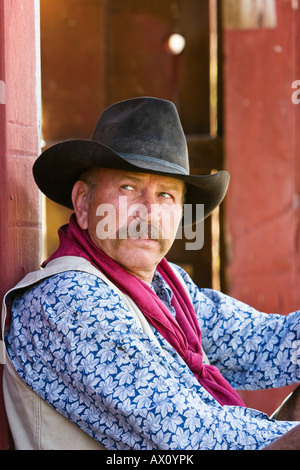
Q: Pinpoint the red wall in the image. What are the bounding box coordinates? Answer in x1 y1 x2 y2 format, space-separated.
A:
0 0 41 450
223 1 300 414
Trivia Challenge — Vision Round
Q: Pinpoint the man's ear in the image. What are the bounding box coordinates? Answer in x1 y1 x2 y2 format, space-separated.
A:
71 180 90 230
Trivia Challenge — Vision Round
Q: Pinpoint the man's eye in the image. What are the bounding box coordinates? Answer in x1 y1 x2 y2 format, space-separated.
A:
159 192 173 199
121 184 134 191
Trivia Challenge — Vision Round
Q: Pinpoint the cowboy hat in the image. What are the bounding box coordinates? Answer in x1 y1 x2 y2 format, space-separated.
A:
33 97 229 223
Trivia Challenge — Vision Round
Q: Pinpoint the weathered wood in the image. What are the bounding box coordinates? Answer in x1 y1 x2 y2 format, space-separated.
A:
223 0 300 414
223 0 277 30
187 135 223 171
0 0 41 450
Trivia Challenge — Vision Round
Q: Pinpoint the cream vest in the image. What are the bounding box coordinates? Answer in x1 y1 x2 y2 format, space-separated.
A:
1 256 208 450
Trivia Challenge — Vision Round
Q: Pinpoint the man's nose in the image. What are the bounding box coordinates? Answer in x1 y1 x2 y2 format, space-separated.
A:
129 191 160 223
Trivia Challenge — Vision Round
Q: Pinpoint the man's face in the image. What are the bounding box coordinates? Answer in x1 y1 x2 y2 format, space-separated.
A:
72 168 185 283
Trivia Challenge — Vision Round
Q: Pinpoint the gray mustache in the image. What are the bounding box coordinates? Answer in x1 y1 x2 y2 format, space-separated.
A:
117 218 165 240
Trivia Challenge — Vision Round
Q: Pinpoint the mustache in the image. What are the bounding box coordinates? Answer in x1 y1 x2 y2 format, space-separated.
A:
117 218 166 240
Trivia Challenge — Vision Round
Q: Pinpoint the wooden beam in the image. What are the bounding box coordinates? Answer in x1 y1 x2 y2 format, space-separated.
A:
0 0 41 450
187 134 223 171
223 0 277 30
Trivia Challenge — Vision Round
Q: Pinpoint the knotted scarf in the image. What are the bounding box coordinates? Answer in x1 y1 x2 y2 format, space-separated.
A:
43 214 245 407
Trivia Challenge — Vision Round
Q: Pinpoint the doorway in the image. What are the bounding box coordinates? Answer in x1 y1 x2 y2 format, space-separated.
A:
40 0 226 290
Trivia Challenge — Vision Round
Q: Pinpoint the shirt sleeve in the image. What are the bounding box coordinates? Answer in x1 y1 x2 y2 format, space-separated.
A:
175 265 300 391
6 270 298 450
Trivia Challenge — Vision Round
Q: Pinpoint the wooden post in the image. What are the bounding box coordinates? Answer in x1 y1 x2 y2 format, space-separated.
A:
223 0 300 414
0 0 41 449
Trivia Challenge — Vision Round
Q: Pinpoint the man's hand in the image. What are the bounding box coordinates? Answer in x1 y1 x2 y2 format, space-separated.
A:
272 385 300 421
264 385 300 449
264 424 300 450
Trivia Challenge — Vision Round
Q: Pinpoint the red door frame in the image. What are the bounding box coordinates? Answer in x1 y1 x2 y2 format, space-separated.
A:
0 0 41 449
223 1 300 414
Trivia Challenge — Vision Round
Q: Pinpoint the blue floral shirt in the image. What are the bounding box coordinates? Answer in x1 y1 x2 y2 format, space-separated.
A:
5 263 300 450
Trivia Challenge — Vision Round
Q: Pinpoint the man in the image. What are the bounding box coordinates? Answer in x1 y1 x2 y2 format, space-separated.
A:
2 97 300 450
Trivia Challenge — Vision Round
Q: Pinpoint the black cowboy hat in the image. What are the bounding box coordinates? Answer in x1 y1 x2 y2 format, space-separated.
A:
33 97 229 223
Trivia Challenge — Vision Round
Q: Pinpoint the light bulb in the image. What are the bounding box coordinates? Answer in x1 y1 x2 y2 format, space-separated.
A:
167 34 186 55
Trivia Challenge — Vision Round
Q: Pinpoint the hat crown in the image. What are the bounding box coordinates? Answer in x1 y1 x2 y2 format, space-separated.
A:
91 97 189 174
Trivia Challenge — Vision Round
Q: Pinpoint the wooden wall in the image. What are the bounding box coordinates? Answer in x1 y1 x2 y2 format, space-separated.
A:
223 0 300 414
0 0 41 450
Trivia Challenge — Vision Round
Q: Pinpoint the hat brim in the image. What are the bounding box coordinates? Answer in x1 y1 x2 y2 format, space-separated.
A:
33 139 230 223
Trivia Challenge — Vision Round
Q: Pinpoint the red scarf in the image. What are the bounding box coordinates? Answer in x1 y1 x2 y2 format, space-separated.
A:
43 214 245 407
